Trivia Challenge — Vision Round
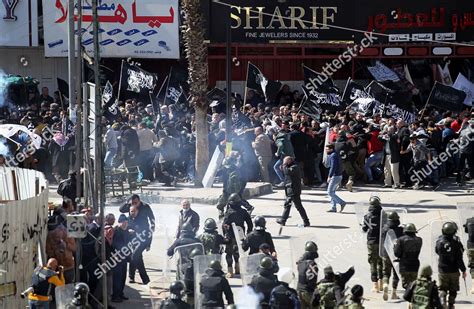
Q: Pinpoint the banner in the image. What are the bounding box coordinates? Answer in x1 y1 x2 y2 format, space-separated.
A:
207 88 227 107
342 80 376 115
43 0 179 58
300 87 323 120
427 82 467 111
0 0 38 46
392 64 419 95
120 61 157 94
453 73 474 106
367 61 400 82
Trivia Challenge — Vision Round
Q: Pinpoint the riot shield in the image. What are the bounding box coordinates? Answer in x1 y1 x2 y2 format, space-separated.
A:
174 243 205 280
379 208 408 256
383 230 401 279
232 222 246 258
54 283 75 309
457 202 474 243
154 224 174 279
240 253 266 285
194 254 222 308
290 234 319 286
354 203 369 227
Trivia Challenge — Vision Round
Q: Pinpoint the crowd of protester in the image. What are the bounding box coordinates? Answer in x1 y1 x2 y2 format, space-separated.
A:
1 82 473 191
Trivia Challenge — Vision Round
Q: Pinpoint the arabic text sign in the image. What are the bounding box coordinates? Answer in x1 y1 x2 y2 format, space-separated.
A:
43 0 179 58
0 0 38 46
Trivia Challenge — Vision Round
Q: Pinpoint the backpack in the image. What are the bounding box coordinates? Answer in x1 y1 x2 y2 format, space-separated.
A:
318 282 336 308
411 278 434 309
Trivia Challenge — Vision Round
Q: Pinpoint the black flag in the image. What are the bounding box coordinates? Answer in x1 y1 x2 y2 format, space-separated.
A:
120 61 157 95
102 81 120 121
427 82 468 111
207 88 227 108
342 79 377 116
302 65 344 111
57 78 69 99
299 87 323 120
246 62 282 101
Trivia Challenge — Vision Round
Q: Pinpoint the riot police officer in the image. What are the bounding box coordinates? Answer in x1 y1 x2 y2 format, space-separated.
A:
198 218 225 254
249 256 279 308
403 265 442 309
222 193 253 278
361 196 383 292
435 222 467 308
167 223 202 257
200 260 234 308
381 211 404 300
160 281 191 309
394 223 422 289
27 258 65 308
269 268 300 308
296 241 319 309
313 266 338 309
182 248 202 306
463 216 474 294
243 216 276 255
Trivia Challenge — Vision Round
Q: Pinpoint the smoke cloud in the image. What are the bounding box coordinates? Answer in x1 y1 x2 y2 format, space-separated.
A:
0 69 8 108
235 285 262 309
0 137 10 157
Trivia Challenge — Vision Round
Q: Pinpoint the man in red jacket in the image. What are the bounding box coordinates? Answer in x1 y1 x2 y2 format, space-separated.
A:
364 125 384 183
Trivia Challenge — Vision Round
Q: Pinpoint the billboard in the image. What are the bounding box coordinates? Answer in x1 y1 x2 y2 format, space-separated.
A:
0 0 38 46
204 0 474 43
43 0 180 58
205 0 354 43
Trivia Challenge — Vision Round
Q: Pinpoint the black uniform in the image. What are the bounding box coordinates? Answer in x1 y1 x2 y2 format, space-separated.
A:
242 229 275 254
200 268 234 308
223 203 253 267
296 251 319 307
435 234 466 306
362 204 383 283
279 162 309 225
381 220 404 288
198 230 225 255
269 282 300 309
249 268 279 308
159 298 191 309
394 233 422 288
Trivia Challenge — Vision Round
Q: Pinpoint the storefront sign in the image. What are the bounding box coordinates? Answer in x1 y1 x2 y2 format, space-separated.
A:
0 0 38 46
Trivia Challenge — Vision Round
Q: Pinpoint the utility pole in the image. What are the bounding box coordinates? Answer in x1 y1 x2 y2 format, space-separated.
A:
225 8 232 153
92 0 106 307
68 0 76 121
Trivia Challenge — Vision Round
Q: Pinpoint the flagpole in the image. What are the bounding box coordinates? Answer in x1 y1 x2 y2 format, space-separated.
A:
116 60 124 105
242 61 250 108
341 77 351 106
164 66 173 106
154 75 168 115
419 82 436 120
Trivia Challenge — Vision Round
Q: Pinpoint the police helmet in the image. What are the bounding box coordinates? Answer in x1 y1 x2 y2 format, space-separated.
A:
442 222 457 236
169 281 185 295
403 223 417 233
189 248 203 259
324 265 334 276
419 265 433 278
228 193 241 205
260 257 273 270
209 260 222 271
305 241 318 253
351 284 364 299
204 218 217 231
254 216 266 230
181 222 193 232
74 282 89 295
369 196 381 207
277 267 295 285
388 212 400 221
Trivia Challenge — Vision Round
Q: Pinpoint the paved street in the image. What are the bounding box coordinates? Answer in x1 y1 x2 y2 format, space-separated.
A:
103 181 474 308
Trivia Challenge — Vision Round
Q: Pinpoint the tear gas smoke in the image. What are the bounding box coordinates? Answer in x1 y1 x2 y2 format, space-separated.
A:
0 138 10 157
235 285 262 309
0 69 8 108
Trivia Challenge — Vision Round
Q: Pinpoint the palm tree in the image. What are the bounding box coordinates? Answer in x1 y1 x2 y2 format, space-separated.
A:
181 0 209 187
